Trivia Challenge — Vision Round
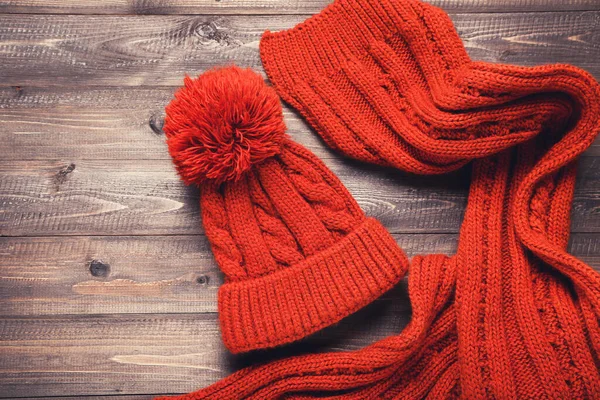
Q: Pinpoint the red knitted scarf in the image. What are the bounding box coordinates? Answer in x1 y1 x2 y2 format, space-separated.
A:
158 0 600 398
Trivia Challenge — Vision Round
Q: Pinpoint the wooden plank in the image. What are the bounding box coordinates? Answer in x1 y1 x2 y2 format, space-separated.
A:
0 0 598 15
2 157 600 237
2 233 599 317
1 235 598 398
0 232 598 397
3 397 152 400
1 225 600 400
2 86 599 160
2 157 600 236
0 233 455 316
0 12 598 87
9 397 153 400
0 234 222 315
0 86 331 161
0 158 463 236
0 303 412 397
0 313 231 397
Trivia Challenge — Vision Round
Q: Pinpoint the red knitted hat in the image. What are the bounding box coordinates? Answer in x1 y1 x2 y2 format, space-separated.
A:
156 0 600 399
163 66 408 354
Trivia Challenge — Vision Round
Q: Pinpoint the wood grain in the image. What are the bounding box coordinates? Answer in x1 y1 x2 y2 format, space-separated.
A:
0 86 331 161
0 12 598 87
0 233 453 316
2 86 599 160
0 158 463 236
2 157 600 237
2 228 600 399
2 233 599 317
6 397 153 400
1 0 598 15
2 3 600 400
0 303 412 397
0 313 232 397
15 397 154 400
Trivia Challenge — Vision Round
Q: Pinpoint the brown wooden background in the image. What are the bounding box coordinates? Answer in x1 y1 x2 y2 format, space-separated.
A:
1 0 600 398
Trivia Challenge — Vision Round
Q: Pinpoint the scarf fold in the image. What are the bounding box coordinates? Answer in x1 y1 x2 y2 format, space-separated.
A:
157 0 600 398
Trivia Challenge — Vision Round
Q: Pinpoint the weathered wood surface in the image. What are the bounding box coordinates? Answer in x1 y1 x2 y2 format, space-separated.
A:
4 234 443 316
2 233 600 317
2 1 600 399
0 87 331 161
0 313 234 397
2 157 600 237
1 0 598 14
19 397 153 400
2 229 600 397
0 302 414 397
2 86 600 160
0 158 464 236
0 11 599 87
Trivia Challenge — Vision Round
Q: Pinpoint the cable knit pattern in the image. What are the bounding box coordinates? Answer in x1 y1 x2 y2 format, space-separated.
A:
279 142 364 235
246 170 305 268
162 65 412 355
200 182 247 280
200 137 408 354
157 0 600 398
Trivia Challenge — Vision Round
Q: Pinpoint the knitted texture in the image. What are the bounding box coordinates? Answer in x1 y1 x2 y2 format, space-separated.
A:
164 66 409 354
157 0 600 398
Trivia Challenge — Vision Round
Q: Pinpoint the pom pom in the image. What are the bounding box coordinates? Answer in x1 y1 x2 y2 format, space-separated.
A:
164 66 286 185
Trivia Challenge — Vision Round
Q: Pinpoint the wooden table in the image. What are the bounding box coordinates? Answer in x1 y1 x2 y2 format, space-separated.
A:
1 0 600 398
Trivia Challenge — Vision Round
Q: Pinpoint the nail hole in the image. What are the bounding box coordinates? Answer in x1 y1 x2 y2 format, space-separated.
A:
196 275 209 285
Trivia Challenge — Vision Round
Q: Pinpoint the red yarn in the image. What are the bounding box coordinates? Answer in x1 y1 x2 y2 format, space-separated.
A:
165 66 409 355
164 66 286 185
156 0 600 399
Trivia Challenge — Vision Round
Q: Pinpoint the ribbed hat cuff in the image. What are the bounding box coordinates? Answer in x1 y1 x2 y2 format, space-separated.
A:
218 217 408 354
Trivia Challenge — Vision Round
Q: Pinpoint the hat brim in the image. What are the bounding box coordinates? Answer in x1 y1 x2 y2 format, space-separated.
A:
218 217 408 353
